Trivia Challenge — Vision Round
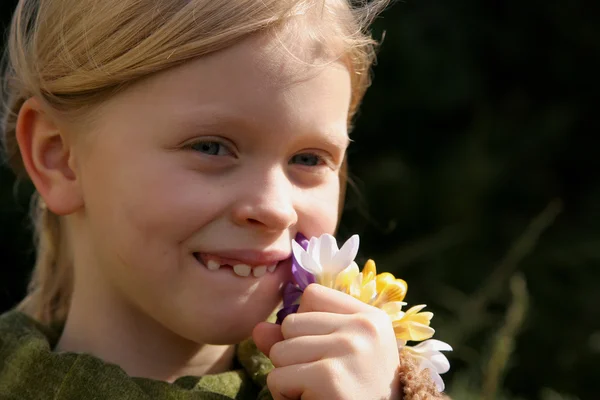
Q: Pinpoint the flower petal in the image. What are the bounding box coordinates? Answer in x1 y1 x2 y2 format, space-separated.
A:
348 270 363 298
282 282 304 306
318 234 338 268
294 237 321 275
404 304 428 315
362 259 377 283
276 304 300 325
292 264 315 289
411 311 434 326
377 278 408 303
412 339 453 353
429 369 445 392
307 236 321 261
381 301 407 319
428 352 451 375
407 339 452 375
393 321 435 342
300 250 322 275
334 261 360 293
291 234 316 288
292 256 316 289
375 272 396 292
359 279 377 304
329 234 359 274
292 240 307 267
420 359 446 392
294 232 310 250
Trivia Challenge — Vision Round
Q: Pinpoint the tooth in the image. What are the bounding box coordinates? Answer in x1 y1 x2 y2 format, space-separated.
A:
233 264 251 277
253 265 267 277
267 264 277 273
207 260 221 271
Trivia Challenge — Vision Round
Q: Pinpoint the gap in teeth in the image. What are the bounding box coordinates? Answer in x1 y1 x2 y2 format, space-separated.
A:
197 253 279 276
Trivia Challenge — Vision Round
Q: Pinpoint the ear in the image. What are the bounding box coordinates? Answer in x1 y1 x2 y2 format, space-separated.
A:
16 97 84 215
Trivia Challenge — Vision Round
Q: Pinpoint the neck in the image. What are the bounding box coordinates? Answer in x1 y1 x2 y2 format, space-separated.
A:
55 281 235 382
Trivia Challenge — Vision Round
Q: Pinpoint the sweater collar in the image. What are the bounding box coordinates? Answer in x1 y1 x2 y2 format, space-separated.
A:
0 310 274 399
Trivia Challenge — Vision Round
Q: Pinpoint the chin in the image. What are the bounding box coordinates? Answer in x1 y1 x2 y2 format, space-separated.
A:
181 304 276 345
208 329 254 345
192 317 261 345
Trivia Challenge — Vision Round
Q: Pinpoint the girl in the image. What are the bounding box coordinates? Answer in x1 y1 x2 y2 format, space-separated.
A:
0 0 447 399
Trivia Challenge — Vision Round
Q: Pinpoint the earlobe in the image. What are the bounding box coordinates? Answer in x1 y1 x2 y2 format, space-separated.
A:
16 97 83 215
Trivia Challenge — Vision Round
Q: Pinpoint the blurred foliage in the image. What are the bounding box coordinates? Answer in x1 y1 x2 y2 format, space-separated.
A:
1 0 599 399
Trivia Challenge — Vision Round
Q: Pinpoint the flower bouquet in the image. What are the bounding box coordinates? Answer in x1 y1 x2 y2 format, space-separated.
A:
277 233 452 392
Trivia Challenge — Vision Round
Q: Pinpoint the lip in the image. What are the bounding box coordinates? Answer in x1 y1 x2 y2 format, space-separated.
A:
193 249 291 267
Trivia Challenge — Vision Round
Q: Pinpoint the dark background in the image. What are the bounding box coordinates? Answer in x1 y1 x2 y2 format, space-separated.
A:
1 1 599 399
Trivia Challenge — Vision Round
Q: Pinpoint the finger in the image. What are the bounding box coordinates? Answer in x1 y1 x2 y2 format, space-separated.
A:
252 322 284 357
269 335 335 367
281 311 345 339
267 362 313 400
297 283 373 314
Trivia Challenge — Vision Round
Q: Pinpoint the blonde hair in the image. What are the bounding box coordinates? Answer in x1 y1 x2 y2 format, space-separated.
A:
1 0 388 324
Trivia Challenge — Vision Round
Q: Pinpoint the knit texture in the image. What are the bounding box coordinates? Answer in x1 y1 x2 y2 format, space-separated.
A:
398 350 450 400
0 311 272 400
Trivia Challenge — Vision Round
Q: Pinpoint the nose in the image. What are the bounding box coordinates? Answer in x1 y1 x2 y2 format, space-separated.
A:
231 168 298 231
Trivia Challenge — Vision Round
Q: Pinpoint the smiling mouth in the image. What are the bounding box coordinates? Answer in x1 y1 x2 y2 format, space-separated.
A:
193 253 280 278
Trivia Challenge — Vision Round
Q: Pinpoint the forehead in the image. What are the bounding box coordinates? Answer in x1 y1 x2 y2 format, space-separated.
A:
92 31 352 137
145 30 349 97
251 24 348 84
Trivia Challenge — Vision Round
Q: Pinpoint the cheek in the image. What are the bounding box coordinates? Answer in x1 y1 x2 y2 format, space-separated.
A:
299 182 341 236
84 154 225 240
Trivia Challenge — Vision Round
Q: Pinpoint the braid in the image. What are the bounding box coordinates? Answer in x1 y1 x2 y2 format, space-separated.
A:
17 194 73 324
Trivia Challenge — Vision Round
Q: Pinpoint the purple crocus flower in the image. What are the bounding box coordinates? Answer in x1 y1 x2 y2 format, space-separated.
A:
281 281 304 307
276 304 300 325
276 283 304 324
291 232 316 290
276 232 315 324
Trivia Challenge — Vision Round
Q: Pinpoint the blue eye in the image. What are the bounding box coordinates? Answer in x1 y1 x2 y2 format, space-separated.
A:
290 153 323 166
190 141 230 156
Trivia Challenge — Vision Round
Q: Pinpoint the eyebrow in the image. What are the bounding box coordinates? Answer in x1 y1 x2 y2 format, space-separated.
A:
174 107 350 149
311 129 351 150
173 108 252 133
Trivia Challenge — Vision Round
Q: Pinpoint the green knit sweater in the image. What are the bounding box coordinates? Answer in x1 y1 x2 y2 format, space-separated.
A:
0 311 274 400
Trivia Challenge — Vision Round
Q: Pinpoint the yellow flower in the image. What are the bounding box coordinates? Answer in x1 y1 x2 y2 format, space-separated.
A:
372 271 407 307
391 304 435 342
331 259 433 343
333 261 360 294
334 260 407 306
314 256 435 344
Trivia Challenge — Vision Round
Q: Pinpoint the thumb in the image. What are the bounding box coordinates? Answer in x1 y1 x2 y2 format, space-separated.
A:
252 321 284 357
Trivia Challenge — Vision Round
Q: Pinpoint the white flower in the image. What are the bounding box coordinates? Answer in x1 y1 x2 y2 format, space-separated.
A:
403 339 452 392
292 233 359 285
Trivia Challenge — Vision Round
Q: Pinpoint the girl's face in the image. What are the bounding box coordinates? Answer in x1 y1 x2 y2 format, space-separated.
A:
71 34 352 344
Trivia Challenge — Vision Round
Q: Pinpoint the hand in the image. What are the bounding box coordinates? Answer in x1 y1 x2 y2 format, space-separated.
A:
253 284 402 400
